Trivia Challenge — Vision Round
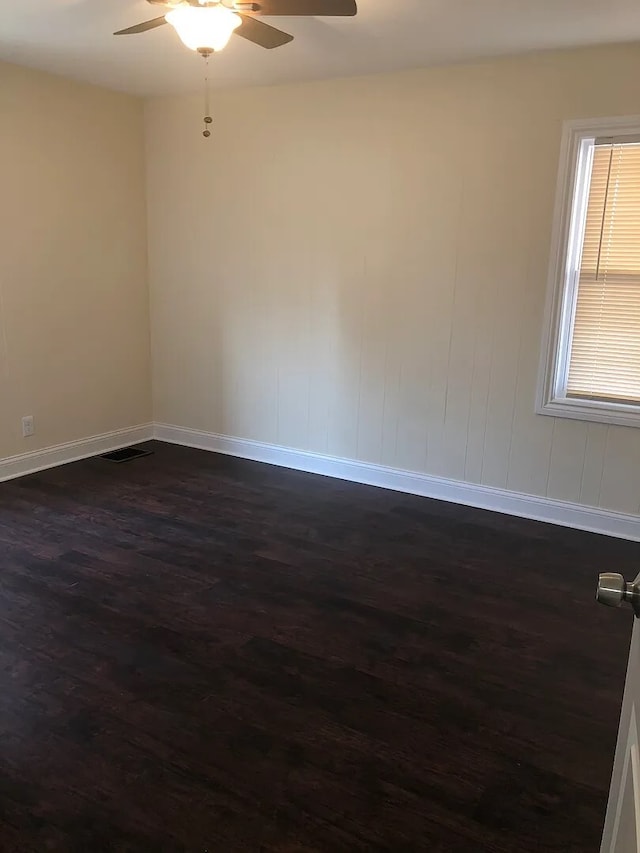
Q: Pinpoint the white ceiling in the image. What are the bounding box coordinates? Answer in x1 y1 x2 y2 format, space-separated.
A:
3 0 640 96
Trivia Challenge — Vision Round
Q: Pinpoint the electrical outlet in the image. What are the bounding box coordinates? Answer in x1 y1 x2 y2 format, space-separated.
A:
22 416 34 438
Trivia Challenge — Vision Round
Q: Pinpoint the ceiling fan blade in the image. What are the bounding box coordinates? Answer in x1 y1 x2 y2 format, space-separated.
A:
146 0 226 5
248 0 356 14
146 0 191 6
114 16 167 35
234 15 294 48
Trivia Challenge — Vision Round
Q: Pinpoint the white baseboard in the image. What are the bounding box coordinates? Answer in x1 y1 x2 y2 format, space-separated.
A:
154 423 640 542
0 423 154 483
2 420 636 541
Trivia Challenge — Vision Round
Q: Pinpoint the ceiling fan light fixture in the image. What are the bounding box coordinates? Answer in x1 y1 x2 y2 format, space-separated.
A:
166 4 241 53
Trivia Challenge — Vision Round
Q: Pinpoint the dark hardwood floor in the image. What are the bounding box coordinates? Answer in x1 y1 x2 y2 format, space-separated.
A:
0 441 638 852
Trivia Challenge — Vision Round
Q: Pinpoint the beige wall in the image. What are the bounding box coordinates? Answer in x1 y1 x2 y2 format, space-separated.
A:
0 62 151 460
145 44 640 515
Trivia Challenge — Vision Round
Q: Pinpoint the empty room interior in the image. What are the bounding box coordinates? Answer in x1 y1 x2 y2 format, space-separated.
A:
2 1 640 850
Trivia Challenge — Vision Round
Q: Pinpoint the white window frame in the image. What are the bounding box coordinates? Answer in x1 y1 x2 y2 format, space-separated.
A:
537 115 640 428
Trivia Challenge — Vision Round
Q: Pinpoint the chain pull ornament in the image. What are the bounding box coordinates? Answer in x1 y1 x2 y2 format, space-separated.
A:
200 48 213 138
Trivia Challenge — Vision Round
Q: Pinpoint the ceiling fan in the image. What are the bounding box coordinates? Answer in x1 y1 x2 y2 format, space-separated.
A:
115 0 358 54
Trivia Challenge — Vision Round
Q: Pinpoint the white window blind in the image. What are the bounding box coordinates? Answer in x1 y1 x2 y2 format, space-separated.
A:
567 141 640 404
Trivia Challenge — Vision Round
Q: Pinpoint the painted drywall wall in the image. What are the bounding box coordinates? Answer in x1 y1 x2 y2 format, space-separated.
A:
145 44 640 515
0 62 151 460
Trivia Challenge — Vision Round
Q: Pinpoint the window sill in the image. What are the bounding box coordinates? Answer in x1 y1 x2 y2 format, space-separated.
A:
537 396 640 428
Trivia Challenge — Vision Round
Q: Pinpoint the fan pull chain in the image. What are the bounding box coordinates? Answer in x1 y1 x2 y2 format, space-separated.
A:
203 53 213 138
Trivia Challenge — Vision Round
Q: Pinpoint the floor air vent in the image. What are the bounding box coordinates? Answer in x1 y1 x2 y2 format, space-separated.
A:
100 446 154 463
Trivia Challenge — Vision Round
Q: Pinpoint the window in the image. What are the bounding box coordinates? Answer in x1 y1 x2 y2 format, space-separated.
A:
538 116 640 427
